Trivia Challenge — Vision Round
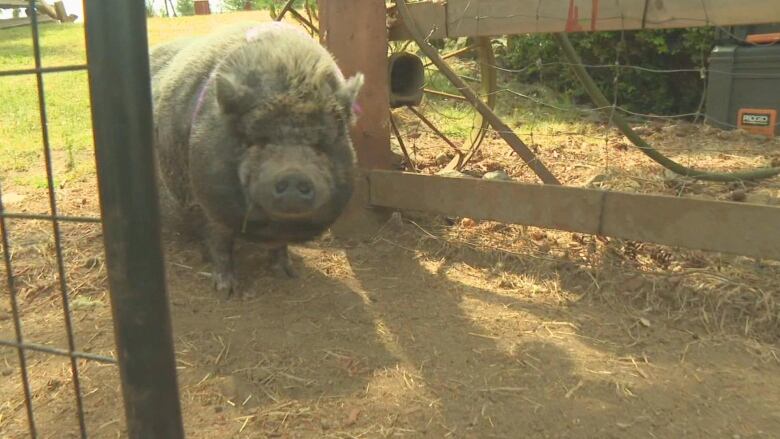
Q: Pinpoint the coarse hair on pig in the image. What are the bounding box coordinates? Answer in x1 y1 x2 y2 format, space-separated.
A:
150 21 364 296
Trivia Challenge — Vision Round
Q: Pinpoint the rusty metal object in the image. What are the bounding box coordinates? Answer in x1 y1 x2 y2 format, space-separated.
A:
388 0 780 40
406 105 464 168
423 44 478 68
389 112 417 171
395 0 560 185
423 88 467 101
388 52 425 108
450 36 497 171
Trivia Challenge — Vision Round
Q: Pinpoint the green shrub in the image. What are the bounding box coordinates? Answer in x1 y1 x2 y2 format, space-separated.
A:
177 0 195 16
222 0 250 11
501 28 716 115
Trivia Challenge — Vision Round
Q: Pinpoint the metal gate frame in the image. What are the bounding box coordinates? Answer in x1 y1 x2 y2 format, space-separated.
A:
84 1 184 437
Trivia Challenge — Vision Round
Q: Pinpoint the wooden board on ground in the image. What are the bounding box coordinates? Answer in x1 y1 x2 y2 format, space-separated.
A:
0 0 29 7
368 171 780 261
0 14 55 30
389 0 780 40
0 0 60 18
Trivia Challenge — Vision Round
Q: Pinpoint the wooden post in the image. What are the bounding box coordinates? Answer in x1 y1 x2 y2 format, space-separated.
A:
319 0 394 238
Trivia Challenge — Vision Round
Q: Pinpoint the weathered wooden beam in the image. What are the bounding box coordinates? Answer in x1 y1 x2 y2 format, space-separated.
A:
0 15 54 30
319 0 394 238
368 171 780 261
389 0 780 40
0 0 30 7
0 0 61 20
320 0 393 170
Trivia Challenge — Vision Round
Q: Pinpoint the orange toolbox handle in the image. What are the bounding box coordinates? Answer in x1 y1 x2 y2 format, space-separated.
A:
746 33 780 44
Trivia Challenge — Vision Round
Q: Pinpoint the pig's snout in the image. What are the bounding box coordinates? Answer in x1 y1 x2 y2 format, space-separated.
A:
273 172 315 204
239 145 336 221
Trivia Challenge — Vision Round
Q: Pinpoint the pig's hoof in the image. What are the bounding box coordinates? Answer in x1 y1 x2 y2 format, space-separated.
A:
213 271 238 297
199 243 211 263
271 260 298 279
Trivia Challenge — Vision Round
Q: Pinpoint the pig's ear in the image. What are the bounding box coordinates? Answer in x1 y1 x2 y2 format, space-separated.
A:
216 72 252 115
337 73 364 111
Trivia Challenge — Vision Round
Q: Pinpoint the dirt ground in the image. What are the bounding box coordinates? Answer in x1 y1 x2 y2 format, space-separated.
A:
2 111 780 437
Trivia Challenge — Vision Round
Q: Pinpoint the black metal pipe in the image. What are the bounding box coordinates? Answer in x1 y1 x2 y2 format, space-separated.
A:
83 1 185 438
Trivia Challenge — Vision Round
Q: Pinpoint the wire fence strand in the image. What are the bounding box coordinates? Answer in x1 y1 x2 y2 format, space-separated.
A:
27 2 89 435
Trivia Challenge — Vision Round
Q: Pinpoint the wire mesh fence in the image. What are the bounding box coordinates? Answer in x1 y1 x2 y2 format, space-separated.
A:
0 1 183 437
1 4 96 437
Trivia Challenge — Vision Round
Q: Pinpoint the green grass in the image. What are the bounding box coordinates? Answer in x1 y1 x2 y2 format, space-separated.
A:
1 12 590 190
0 23 91 180
420 58 595 143
0 13 228 177
1 12 277 189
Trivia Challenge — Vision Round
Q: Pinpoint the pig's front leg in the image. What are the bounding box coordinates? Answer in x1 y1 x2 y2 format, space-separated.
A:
269 245 298 279
206 221 238 296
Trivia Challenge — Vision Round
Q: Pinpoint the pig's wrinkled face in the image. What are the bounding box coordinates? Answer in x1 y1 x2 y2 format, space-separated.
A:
229 84 360 223
213 46 363 224
238 144 335 220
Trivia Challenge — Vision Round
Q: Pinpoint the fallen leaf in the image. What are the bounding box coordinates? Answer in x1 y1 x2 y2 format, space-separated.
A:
344 408 361 427
460 218 477 228
530 231 546 241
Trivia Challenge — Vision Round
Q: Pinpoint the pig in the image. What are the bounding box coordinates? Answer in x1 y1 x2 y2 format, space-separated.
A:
149 22 363 295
